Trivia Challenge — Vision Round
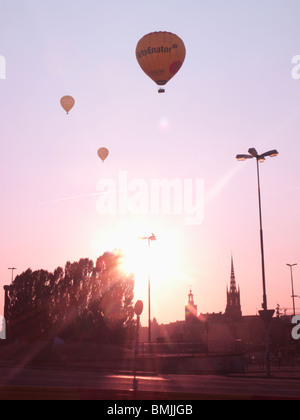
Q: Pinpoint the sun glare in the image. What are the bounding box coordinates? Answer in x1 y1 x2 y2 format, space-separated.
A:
110 220 184 297
91 217 188 321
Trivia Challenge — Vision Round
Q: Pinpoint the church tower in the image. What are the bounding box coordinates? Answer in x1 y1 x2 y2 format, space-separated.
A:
185 290 198 323
225 256 242 320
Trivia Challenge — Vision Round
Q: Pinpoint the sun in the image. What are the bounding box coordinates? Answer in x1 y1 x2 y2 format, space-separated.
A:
117 230 154 299
91 217 189 317
91 217 196 325
115 219 184 297
120 239 149 280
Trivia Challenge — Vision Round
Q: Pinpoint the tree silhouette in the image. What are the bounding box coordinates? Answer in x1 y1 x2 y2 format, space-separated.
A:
94 252 135 344
7 251 135 344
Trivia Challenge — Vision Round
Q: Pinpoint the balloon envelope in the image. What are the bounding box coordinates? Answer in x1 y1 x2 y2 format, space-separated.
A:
60 96 75 114
136 32 186 91
97 147 109 162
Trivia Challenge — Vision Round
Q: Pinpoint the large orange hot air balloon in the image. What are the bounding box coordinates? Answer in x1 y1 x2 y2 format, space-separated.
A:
136 32 186 93
97 147 109 163
60 96 75 114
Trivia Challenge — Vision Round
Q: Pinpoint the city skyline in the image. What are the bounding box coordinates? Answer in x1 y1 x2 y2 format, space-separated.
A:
1 1 300 326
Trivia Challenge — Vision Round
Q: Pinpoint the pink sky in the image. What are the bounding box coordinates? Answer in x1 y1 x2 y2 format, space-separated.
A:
1 1 300 326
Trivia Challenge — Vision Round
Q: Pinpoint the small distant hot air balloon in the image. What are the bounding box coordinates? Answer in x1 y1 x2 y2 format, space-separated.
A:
60 96 75 114
136 32 186 93
97 147 109 163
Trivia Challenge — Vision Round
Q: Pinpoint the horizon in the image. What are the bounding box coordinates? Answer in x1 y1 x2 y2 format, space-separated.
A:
2 251 299 327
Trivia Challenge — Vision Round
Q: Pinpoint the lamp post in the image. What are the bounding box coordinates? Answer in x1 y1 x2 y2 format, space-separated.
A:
8 267 17 283
287 264 297 317
236 147 278 376
133 300 143 393
138 234 156 343
6 268 16 342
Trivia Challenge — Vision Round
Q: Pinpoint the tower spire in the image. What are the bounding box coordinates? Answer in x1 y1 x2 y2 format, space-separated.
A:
230 255 237 292
225 254 242 320
185 289 198 323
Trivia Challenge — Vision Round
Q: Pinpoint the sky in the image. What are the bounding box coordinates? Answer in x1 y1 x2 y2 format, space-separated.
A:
0 0 300 327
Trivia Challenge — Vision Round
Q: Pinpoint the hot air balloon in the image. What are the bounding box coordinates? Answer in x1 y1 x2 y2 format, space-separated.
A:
60 96 75 114
98 147 109 163
136 32 186 93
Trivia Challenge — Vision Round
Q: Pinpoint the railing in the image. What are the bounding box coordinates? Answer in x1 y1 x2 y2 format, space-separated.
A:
126 340 244 357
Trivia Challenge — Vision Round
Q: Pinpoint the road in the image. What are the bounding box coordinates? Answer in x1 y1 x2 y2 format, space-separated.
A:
0 366 300 400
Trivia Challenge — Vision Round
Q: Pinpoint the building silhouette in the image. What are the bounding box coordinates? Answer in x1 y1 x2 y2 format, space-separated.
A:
140 255 289 356
185 290 198 323
225 256 242 320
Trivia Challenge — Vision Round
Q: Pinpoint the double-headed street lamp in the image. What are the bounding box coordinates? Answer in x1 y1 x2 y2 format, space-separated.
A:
138 234 156 343
287 263 297 317
236 147 278 376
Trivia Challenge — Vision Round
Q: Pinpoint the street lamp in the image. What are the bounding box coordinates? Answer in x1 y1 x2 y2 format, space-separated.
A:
138 234 156 343
8 267 17 283
287 264 297 317
133 300 144 393
236 147 278 376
